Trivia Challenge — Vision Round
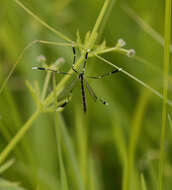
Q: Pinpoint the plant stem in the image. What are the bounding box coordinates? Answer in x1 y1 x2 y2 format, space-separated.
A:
0 110 40 165
14 0 73 43
158 0 171 189
86 0 110 48
41 71 52 101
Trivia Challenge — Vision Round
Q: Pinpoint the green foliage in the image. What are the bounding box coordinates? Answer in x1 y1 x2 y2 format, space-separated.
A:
0 0 172 190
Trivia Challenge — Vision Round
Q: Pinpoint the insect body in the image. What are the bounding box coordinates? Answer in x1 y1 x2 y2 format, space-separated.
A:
32 47 121 113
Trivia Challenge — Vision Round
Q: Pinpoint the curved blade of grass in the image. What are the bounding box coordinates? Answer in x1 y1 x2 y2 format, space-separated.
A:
141 174 148 190
168 114 172 132
0 159 15 174
58 114 85 190
14 0 73 43
0 40 74 95
158 0 171 189
75 107 88 187
0 110 40 165
86 0 111 48
123 90 150 190
98 0 117 41
0 177 27 190
95 54 172 107
53 71 68 190
54 114 69 190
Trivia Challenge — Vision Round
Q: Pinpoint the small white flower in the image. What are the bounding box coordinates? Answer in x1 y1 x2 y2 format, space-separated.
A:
127 49 136 57
36 55 46 62
117 38 126 47
32 67 38 70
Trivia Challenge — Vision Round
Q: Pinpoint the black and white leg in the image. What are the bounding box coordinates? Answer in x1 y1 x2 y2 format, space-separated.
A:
32 66 72 75
84 79 109 106
72 46 78 73
82 49 90 74
56 91 72 112
87 68 122 79
79 74 87 113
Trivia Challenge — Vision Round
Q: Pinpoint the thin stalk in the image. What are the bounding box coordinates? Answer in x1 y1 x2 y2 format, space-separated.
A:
41 71 52 101
0 110 40 165
58 115 85 190
54 114 69 190
0 158 15 174
86 0 110 48
123 91 150 190
158 0 171 190
95 54 172 107
0 40 75 95
14 0 73 43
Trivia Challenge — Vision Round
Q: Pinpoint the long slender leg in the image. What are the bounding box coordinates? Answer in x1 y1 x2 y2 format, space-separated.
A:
86 68 122 79
84 78 109 106
79 74 87 113
56 92 72 111
72 46 78 73
82 49 90 74
32 66 72 75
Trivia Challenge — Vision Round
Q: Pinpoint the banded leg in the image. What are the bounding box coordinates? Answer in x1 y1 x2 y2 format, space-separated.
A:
86 68 122 79
82 49 90 74
79 74 87 113
56 92 72 112
84 79 109 106
72 46 78 73
32 66 72 75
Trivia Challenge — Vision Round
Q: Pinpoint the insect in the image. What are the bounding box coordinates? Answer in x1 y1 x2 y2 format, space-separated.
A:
32 47 121 113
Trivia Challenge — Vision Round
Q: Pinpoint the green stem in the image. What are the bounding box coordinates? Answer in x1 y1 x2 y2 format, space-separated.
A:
86 0 110 48
0 110 40 165
92 47 129 55
158 0 171 189
14 0 73 43
41 71 52 101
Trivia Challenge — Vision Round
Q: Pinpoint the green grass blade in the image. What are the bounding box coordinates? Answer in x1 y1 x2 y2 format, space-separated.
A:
58 114 85 190
75 108 88 187
95 54 172 107
141 174 148 190
0 159 15 174
54 114 69 190
0 177 27 190
86 0 111 48
123 91 150 190
158 0 171 189
14 0 73 43
0 110 40 165
168 114 172 132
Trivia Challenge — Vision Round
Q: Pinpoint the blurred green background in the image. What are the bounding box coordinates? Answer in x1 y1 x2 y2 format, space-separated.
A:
0 0 172 190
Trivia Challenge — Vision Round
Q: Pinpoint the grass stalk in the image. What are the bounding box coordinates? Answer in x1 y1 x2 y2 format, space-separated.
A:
0 110 40 165
95 54 172 107
41 71 52 101
75 108 88 187
14 0 73 43
58 114 85 190
54 114 69 190
123 91 150 190
86 0 110 48
158 0 171 189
